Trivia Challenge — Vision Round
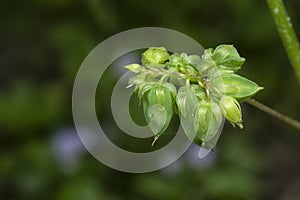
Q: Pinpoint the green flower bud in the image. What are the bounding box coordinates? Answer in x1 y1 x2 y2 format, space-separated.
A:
214 73 263 102
168 53 200 81
143 84 174 136
124 63 141 73
124 45 263 149
176 87 196 116
219 96 243 128
194 101 223 142
142 47 169 65
212 45 245 71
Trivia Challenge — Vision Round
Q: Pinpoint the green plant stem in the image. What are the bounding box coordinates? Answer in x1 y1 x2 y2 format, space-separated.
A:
246 98 300 131
266 0 300 84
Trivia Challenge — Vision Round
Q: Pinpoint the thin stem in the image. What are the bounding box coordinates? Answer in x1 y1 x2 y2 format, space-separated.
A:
246 98 300 131
266 0 300 84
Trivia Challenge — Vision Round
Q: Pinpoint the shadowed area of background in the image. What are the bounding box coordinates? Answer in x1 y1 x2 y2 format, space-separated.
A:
1 0 300 199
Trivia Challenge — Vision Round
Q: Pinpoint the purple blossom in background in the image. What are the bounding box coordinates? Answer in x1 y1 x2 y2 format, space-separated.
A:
52 128 86 173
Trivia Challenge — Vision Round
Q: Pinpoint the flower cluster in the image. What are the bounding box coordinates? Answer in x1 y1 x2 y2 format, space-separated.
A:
124 45 263 149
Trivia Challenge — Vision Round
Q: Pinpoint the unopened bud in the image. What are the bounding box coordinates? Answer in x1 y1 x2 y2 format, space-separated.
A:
216 73 263 102
212 45 245 71
219 96 243 128
143 85 174 137
194 101 223 142
124 63 141 73
142 47 169 65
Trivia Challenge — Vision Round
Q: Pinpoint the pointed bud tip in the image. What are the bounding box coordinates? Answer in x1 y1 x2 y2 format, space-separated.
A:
219 96 243 128
237 122 243 129
124 63 141 73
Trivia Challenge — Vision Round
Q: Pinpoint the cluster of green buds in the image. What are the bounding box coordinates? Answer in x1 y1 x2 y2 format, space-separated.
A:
124 45 263 149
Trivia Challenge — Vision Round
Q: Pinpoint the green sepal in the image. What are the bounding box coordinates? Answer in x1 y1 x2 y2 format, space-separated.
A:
219 96 243 128
194 101 223 142
216 73 263 102
200 117 224 149
212 45 245 72
142 84 174 136
176 86 199 141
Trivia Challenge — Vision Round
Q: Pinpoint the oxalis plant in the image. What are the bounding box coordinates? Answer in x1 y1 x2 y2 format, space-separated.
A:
124 0 300 151
124 45 262 149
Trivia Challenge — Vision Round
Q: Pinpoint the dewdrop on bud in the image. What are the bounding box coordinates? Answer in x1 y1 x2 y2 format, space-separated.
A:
142 47 169 65
219 96 243 128
124 63 141 73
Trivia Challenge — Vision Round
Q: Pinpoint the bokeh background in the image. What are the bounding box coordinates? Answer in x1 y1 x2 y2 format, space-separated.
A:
1 0 300 199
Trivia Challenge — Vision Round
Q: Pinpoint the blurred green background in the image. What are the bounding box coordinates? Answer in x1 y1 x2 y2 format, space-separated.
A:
1 0 300 199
